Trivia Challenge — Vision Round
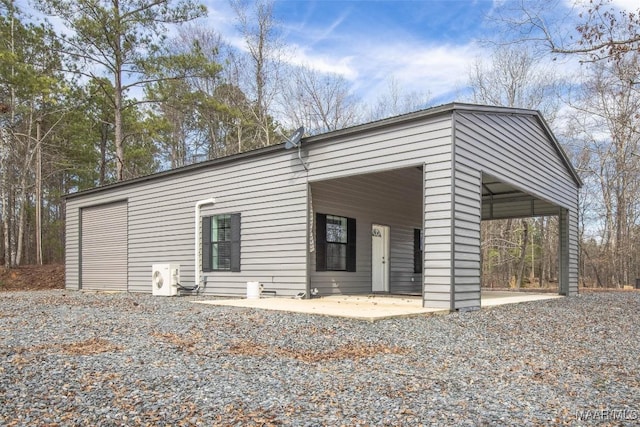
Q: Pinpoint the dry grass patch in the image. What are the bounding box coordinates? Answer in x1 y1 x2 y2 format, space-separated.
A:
151 331 203 352
228 340 407 363
80 371 122 393
216 401 282 427
60 338 123 355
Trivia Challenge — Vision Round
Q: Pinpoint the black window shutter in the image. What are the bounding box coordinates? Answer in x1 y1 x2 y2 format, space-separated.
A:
316 213 327 271
414 228 422 274
230 213 241 272
346 217 356 272
202 217 212 272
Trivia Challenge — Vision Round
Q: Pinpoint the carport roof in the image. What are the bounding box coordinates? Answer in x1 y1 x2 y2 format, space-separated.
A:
481 173 560 219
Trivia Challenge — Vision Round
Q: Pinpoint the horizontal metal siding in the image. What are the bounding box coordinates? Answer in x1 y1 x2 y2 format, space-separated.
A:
66 150 309 297
65 202 79 290
453 163 482 309
304 116 454 304
560 208 579 296
310 168 423 295
81 201 128 291
307 117 452 182
65 114 453 298
454 111 580 299
423 136 454 309
568 209 579 295
455 112 577 211
125 157 309 296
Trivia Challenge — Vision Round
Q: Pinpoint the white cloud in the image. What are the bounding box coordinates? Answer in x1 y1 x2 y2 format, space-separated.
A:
284 45 358 79
568 0 638 12
369 42 479 93
338 40 484 103
298 12 351 46
277 38 481 104
610 0 639 11
198 1 490 104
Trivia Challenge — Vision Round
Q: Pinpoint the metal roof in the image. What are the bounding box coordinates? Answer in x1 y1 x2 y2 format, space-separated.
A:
65 102 582 200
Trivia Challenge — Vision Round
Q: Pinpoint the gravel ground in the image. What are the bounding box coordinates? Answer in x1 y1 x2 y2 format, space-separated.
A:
1 290 639 426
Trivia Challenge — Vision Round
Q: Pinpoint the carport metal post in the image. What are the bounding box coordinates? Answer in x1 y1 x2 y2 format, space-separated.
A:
559 208 570 296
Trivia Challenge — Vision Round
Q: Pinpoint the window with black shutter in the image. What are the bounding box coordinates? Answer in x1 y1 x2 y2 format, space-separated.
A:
202 213 241 272
316 213 356 272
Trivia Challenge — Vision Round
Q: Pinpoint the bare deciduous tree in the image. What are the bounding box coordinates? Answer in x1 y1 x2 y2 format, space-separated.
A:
562 54 640 287
230 0 283 147
469 45 562 121
468 44 564 288
279 65 360 135
366 77 432 122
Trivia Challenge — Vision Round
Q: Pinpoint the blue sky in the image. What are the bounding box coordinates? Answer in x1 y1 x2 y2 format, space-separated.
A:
205 0 637 105
207 0 499 104
15 0 637 105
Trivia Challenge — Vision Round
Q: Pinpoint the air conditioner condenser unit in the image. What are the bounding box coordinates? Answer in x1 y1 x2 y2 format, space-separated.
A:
151 264 180 296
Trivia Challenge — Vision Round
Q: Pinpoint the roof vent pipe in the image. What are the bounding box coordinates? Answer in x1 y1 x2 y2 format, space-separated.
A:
195 198 216 289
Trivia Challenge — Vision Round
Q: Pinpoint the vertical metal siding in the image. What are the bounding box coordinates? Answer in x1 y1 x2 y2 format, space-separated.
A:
455 112 578 208
80 201 128 291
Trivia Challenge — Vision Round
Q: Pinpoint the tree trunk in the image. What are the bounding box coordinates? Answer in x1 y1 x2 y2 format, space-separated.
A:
100 121 108 185
1 128 10 269
114 78 124 181
15 155 29 266
114 2 124 181
539 217 546 287
529 219 536 285
516 219 529 289
504 219 513 286
35 118 42 265
3 9 15 268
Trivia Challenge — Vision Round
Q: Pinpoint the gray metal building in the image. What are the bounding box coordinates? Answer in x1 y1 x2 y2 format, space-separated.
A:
65 103 581 310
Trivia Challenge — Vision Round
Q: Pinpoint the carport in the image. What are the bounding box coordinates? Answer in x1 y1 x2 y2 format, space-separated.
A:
302 104 581 311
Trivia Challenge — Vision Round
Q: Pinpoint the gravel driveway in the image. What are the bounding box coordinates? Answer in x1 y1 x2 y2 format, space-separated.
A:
1 290 639 426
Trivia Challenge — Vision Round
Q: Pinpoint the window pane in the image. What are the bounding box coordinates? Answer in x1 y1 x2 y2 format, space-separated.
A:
211 214 232 271
218 241 231 260
211 217 219 241
327 243 347 270
212 242 219 270
326 215 347 243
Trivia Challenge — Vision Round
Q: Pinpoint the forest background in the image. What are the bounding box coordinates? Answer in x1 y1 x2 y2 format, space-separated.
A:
1 0 639 289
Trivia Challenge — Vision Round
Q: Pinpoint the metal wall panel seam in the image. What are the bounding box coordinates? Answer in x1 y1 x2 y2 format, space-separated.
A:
450 110 457 312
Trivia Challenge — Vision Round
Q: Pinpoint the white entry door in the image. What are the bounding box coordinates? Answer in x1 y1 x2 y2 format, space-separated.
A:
371 224 390 292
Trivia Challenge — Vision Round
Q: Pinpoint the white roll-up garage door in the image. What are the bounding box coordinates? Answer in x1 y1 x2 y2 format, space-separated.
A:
81 201 128 291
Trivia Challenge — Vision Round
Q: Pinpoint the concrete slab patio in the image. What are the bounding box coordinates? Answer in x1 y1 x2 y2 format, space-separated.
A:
193 291 563 321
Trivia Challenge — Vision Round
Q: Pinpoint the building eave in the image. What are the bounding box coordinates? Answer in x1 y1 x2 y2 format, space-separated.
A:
64 102 582 199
